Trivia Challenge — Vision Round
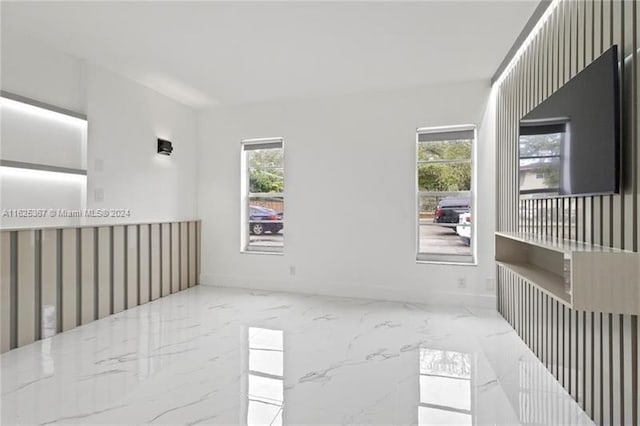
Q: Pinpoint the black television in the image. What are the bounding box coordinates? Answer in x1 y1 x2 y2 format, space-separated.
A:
519 45 620 197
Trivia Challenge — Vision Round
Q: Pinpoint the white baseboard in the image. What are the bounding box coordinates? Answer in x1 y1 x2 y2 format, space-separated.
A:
199 273 497 309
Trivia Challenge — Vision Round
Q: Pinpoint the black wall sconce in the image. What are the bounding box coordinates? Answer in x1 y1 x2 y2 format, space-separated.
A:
157 138 173 155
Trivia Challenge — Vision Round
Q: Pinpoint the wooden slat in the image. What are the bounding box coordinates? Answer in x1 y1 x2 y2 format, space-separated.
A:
16 230 36 346
584 311 592 416
126 225 138 309
112 226 126 313
150 223 161 300
61 228 78 332
171 223 180 293
1 232 11 353
196 221 201 286
180 222 188 290
189 221 196 287
80 228 95 324
139 224 150 304
594 312 603 424
623 315 634 425
40 229 57 337
97 227 111 319
161 223 171 296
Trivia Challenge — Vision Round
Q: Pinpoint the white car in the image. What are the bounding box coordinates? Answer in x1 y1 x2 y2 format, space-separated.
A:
456 212 471 246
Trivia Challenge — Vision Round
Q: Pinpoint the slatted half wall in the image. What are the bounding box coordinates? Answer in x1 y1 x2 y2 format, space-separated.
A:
0 220 201 353
495 1 638 425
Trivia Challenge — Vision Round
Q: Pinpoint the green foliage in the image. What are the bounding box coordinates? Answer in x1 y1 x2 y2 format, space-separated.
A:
418 141 471 192
248 148 284 193
418 140 471 162
249 169 284 193
419 163 471 192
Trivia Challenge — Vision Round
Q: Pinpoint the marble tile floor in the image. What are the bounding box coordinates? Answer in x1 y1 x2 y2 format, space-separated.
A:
1 286 593 425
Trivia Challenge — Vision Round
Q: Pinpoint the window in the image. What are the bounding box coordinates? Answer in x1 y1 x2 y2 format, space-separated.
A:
416 126 475 263
519 123 563 196
241 138 284 253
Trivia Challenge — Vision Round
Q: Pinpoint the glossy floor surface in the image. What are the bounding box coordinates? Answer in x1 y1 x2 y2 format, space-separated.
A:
2 286 593 425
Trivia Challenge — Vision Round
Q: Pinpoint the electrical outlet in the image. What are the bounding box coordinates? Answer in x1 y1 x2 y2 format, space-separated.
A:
289 265 296 276
457 277 466 288
486 277 495 291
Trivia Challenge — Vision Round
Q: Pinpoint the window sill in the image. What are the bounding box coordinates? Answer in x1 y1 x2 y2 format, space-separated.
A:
241 249 284 256
416 259 477 266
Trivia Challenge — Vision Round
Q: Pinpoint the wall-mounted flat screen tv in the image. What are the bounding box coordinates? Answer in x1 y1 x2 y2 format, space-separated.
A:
519 44 620 197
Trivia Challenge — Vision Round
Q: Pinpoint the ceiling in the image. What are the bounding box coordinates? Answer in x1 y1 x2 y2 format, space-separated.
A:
1 1 539 109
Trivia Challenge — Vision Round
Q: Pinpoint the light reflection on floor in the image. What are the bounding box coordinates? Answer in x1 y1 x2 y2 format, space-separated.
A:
247 327 284 426
419 348 472 425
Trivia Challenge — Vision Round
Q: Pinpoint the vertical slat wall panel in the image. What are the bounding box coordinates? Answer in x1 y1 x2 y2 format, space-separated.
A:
126 225 138 309
635 0 640 420
171 223 180 294
180 222 188 290
623 315 634 425
80 228 95 324
495 1 638 425
150 224 161 301
196 221 201 286
97 227 111 319
1 232 11 352
112 226 126 313
161 223 171 296
0 221 199 354
16 230 36 347
594 313 601 423
61 228 78 332
41 229 57 337
189 221 197 287
138 224 150 304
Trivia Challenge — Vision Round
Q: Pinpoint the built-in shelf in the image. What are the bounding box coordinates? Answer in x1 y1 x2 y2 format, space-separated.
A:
0 159 87 176
496 231 640 314
1 90 87 121
496 259 570 304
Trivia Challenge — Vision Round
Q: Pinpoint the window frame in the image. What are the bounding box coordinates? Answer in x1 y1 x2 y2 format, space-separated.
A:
415 125 476 265
241 137 285 254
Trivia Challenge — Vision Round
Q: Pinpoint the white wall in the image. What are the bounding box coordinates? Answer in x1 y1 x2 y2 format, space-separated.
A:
84 66 198 224
0 34 86 113
198 82 497 306
0 34 198 226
